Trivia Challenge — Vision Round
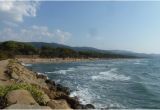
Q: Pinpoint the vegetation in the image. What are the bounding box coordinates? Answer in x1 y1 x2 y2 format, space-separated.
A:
0 83 47 105
0 41 136 60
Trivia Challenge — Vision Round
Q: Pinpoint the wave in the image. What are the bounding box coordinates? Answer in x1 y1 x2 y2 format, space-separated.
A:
70 87 93 105
21 63 32 67
91 68 130 81
70 86 125 109
95 101 125 109
133 59 148 65
37 72 49 79
45 67 75 75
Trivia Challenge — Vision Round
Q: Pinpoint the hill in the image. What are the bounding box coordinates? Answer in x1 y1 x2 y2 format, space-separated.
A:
27 42 153 58
0 41 153 60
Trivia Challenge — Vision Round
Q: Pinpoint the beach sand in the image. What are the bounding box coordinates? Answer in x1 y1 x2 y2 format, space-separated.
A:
17 58 99 64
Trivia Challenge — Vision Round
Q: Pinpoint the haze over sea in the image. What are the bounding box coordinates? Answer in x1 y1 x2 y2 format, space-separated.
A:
27 58 160 109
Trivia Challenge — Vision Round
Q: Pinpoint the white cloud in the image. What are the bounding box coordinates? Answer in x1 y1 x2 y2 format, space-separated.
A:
55 29 71 44
0 25 72 44
0 0 39 24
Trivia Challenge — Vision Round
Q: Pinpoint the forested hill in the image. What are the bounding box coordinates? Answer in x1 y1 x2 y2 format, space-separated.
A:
0 41 146 60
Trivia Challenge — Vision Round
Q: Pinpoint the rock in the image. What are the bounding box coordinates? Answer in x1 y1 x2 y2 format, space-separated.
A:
55 94 80 109
5 67 19 80
74 104 85 109
5 104 52 109
36 73 48 80
6 89 38 105
45 79 56 86
45 79 56 91
11 72 19 80
47 99 71 109
42 93 50 104
84 104 95 109
0 96 7 109
56 84 71 95
4 69 12 79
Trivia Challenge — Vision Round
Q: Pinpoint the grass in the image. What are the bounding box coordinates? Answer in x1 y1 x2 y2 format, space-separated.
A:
0 83 48 105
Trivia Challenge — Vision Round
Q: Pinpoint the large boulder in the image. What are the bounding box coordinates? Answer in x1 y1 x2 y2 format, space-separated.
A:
6 89 38 105
47 99 71 109
5 104 52 109
55 94 80 109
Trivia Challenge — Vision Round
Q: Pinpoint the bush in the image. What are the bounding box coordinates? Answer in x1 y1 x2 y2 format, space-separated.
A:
0 83 47 105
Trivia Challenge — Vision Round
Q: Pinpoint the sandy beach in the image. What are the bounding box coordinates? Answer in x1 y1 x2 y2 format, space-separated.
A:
17 58 100 64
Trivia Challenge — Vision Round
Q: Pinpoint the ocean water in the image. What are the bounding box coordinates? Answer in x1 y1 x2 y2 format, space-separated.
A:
27 58 160 109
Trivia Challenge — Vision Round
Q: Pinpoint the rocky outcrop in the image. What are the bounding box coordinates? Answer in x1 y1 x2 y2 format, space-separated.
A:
6 60 48 88
47 100 71 109
1 59 95 109
6 89 38 105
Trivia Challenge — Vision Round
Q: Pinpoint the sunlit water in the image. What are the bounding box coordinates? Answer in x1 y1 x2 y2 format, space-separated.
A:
27 58 160 109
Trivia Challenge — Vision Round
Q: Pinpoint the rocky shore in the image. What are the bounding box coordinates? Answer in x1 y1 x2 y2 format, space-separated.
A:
0 59 95 109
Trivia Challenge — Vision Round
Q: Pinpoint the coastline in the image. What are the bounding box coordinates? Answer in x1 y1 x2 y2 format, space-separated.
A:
17 57 100 64
0 59 95 109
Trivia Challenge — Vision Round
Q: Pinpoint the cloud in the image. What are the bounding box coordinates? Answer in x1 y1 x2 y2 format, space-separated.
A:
0 0 39 25
0 25 72 44
55 29 71 44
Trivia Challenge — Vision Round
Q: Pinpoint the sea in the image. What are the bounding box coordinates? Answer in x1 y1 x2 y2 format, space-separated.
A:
26 58 160 109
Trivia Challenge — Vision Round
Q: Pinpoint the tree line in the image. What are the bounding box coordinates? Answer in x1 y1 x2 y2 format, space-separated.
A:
0 41 136 60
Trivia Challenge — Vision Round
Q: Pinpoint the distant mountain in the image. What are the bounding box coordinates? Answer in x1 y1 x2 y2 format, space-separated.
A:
24 42 159 58
27 42 71 49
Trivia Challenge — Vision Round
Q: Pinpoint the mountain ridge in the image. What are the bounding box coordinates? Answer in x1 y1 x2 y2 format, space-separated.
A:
26 42 158 58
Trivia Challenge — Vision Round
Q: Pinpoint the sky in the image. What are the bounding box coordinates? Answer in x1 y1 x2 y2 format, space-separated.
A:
0 1 160 54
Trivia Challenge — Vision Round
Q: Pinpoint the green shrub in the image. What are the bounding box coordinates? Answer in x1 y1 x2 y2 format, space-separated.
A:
0 83 47 105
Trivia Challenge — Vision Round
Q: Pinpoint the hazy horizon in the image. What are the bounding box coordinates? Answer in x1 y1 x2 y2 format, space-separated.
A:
0 1 160 54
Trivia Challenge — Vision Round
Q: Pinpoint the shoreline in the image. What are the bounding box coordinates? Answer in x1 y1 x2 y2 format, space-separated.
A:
17 57 141 64
17 57 101 64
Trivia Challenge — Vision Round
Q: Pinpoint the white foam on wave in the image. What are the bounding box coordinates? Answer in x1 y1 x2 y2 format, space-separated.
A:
133 59 148 65
95 101 125 109
91 68 130 81
70 86 125 109
21 63 32 67
45 67 75 75
37 72 49 79
133 60 142 65
70 87 93 105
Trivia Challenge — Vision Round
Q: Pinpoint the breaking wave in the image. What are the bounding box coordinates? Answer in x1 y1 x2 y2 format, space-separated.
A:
45 67 75 75
70 87 93 104
21 63 32 67
91 68 130 81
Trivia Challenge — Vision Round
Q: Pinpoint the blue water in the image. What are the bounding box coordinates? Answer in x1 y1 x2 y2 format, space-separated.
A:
27 58 160 108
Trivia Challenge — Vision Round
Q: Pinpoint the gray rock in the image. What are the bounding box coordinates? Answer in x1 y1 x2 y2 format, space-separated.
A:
6 89 38 105
47 99 71 109
11 72 19 80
